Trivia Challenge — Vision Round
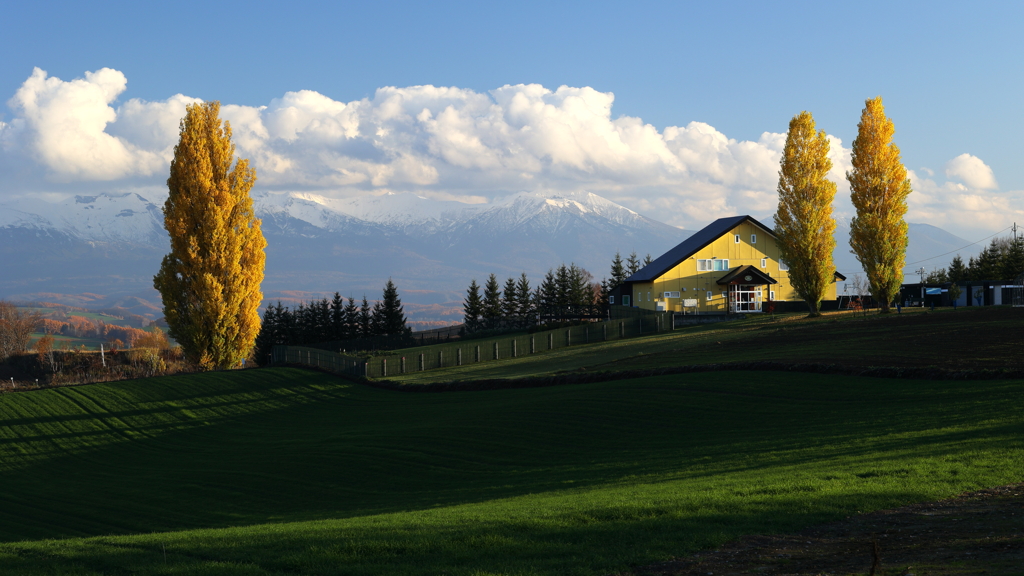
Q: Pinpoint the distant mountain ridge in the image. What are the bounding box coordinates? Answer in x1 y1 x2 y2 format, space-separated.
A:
0 190 992 321
0 190 687 321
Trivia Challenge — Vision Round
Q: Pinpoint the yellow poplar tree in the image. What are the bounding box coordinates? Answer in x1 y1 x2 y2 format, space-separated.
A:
774 111 837 316
153 101 267 370
847 96 911 314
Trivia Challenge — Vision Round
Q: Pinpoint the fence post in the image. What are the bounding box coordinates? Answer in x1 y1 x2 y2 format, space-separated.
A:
603 324 607 340
512 339 517 358
531 335 536 354
419 353 424 371
619 321 624 337
364 362 369 377
566 330 571 346
493 341 499 360
586 326 589 343
475 345 480 362
548 332 553 350
457 348 462 366
401 357 406 374
439 351 444 368
382 358 387 377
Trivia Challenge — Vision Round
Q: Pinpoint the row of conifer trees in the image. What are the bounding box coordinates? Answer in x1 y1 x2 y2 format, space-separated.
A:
462 251 651 332
253 279 408 365
923 236 1024 284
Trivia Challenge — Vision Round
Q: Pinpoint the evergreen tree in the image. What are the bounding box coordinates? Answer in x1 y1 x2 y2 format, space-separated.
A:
502 277 518 319
609 252 627 288
969 240 1003 280
568 264 594 306
330 292 345 340
343 297 359 339
377 278 408 335
774 110 837 316
598 279 611 309
947 254 969 283
358 296 372 337
538 269 557 311
482 274 503 328
643 253 654 267
153 101 266 369
253 303 279 366
847 96 912 313
515 273 533 324
626 251 641 275
1001 237 1024 279
463 279 483 332
555 264 570 307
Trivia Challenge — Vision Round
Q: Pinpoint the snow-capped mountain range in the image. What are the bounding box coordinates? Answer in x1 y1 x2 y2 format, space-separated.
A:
0 190 686 319
0 189 988 321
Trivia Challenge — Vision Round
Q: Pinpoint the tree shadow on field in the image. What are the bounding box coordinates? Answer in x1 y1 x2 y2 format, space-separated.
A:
0 489 958 576
0 368 1020 549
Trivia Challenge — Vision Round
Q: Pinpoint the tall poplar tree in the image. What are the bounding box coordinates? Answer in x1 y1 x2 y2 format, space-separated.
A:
154 101 266 369
774 111 837 316
847 96 911 313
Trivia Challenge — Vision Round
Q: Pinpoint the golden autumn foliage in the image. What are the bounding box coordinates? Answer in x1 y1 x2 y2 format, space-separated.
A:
774 111 837 316
847 97 911 313
153 101 266 370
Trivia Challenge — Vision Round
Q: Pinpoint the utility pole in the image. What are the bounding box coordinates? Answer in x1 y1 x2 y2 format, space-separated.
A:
916 267 926 283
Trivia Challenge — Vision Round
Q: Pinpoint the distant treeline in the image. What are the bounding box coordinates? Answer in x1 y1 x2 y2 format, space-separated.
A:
924 236 1024 283
463 251 651 332
254 279 408 365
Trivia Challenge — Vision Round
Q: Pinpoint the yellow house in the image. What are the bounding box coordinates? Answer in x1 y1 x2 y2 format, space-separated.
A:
613 215 843 314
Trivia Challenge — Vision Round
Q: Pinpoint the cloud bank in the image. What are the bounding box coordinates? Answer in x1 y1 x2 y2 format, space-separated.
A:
0 67 1018 236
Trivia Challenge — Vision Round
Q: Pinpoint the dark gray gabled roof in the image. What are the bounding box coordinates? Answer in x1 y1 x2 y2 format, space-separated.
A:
624 215 775 283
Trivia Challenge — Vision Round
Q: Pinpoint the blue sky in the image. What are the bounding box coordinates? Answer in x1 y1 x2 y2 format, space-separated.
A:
1 0 1021 239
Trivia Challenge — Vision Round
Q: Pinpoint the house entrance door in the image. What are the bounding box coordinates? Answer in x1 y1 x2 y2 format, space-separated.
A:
728 284 762 313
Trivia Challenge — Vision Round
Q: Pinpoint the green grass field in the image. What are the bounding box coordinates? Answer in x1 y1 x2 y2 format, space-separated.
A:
0 366 1021 574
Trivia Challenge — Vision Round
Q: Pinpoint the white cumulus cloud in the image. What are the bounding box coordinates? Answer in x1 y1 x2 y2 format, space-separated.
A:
1 67 1017 237
944 153 998 190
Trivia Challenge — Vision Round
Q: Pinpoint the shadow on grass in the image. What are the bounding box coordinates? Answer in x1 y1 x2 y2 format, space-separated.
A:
0 368 1020 560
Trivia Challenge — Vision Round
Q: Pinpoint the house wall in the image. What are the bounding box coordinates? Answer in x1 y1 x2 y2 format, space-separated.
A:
632 221 837 312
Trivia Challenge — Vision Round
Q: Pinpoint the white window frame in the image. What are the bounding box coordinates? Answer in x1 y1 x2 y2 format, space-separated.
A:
779 259 790 271
609 295 615 304
697 259 710 271
769 291 775 300
734 234 741 243
647 291 651 302
713 259 730 272
760 258 767 268
706 291 713 300
751 234 757 244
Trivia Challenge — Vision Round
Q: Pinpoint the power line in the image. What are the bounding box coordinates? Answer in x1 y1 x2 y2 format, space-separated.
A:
900 225 1013 270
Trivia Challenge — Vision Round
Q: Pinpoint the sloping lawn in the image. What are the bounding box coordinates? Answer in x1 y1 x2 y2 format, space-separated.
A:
0 367 1021 574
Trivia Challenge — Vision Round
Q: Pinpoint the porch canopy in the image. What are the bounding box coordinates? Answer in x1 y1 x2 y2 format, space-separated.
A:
716 265 777 286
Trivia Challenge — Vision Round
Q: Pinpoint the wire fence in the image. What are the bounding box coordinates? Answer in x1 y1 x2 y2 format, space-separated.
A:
273 309 674 378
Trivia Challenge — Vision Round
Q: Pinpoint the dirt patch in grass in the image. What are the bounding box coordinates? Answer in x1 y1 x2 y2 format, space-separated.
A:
622 483 1024 576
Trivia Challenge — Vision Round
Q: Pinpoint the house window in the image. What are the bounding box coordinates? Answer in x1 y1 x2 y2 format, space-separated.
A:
697 259 729 271
751 234 757 244
706 291 713 300
769 291 775 300
760 258 767 268
609 295 615 304
664 291 680 298
734 234 741 243
623 295 630 306
779 260 790 271
647 292 651 301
